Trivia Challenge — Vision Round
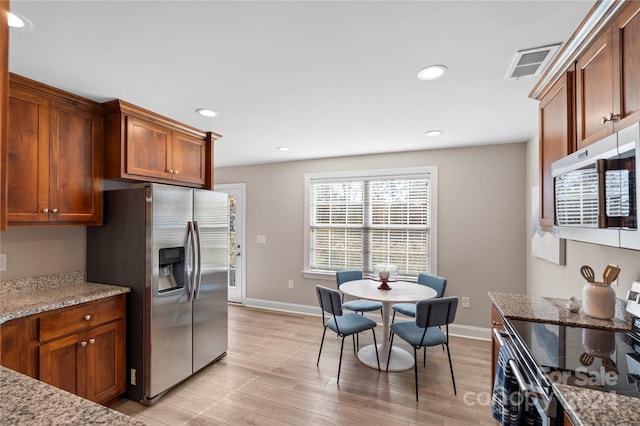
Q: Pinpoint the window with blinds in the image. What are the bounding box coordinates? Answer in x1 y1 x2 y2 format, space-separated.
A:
305 168 435 278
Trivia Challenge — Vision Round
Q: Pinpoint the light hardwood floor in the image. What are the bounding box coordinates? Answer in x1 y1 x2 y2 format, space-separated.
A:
113 304 496 425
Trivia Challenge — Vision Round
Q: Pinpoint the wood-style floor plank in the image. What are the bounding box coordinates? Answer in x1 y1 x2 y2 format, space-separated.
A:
112 305 494 425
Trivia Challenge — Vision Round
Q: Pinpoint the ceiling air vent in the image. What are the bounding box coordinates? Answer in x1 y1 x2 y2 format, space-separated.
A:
504 43 561 80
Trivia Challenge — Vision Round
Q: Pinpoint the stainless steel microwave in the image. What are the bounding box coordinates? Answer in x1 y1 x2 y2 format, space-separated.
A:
551 122 639 250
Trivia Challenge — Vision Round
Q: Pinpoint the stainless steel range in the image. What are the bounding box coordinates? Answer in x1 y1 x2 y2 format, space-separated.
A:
494 282 640 425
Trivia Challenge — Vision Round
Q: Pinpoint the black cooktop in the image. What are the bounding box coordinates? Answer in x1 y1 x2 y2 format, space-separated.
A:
509 319 640 398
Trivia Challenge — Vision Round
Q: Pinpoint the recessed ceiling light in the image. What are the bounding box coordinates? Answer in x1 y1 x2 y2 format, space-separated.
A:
417 65 448 81
425 130 443 137
8 11 32 30
276 146 289 152
196 108 219 118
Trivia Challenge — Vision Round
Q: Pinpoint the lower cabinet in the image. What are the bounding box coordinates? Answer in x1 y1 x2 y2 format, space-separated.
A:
39 319 125 404
0 294 126 406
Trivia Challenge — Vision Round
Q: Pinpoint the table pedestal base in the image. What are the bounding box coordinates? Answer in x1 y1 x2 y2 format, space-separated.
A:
357 344 414 372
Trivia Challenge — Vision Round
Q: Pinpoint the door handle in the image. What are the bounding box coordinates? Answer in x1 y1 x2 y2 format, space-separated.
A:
194 221 202 300
187 221 197 302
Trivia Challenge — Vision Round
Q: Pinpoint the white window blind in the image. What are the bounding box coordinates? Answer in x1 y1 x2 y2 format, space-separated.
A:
306 169 435 278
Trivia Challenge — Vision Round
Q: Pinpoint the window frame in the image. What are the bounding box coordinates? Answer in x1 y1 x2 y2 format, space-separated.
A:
303 166 438 281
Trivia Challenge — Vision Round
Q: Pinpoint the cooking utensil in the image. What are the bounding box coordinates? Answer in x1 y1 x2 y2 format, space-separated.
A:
603 264 621 285
579 352 594 366
580 265 595 283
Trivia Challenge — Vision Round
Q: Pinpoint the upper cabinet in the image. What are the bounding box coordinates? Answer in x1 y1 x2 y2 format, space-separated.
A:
7 74 103 226
538 71 574 232
0 0 9 231
103 100 219 189
576 1 640 149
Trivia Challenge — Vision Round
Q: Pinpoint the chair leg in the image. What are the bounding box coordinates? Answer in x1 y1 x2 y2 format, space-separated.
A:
413 346 419 402
352 334 356 353
317 327 327 366
386 332 395 371
338 336 346 383
445 343 457 395
371 329 380 371
389 311 396 341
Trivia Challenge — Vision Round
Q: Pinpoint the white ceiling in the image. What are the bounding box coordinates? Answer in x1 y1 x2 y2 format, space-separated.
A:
8 0 595 168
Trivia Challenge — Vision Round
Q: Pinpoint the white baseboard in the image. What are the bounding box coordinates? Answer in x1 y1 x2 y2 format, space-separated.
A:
241 298 491 341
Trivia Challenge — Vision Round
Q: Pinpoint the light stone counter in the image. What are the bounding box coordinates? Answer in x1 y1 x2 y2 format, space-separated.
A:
553 384 640 426
489 292 631 331
0 271 130 324
0 366 144 426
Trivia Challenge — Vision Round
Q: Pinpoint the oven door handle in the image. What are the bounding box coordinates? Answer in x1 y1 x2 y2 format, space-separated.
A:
493 328 550 403
508 359 548 402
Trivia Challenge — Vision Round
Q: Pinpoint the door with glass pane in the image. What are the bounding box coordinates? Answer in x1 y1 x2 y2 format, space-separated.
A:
215 184 245 303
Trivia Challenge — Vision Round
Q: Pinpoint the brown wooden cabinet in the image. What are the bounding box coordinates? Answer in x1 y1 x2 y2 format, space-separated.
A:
538 71 575 231
6 74 103 225
576 1 640 149
0 0 8 231
103 99 219 189
0 294 126 406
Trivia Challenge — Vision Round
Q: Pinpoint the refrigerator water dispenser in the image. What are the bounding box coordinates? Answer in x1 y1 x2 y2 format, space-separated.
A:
158 247 185 292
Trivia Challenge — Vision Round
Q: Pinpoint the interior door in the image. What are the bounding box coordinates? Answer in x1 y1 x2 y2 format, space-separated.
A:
215 184 245 304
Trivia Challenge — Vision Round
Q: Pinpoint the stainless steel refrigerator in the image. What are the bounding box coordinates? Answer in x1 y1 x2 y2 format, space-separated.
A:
87 183 228 404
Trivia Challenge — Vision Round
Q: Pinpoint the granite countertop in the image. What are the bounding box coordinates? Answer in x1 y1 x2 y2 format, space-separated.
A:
0 271 130 324
553 384 640 426
0 366 144 426
489 292 637 426
488 291 631 331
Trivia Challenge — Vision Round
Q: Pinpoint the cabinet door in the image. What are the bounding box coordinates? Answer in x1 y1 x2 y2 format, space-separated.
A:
172 131 206 185
576 29 614 149
49 100 102 224
39 333 87 398
0 0 8 231
613 1 640 130
86 320 125 404
539 71 574 232
6 88 50 222
126 115 172 180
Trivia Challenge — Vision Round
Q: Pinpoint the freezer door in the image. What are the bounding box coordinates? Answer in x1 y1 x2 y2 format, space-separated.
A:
193 190 229 372
149 184 195 398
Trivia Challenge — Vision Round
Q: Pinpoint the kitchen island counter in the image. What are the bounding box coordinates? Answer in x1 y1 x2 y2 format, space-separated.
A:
0 271 130 324
489 291 630 331
0 366 143 426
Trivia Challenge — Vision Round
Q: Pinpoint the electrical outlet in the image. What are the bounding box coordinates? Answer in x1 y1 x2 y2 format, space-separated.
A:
288 280 294 289
257 235 267 244
462 296 471 308
0 254 6 272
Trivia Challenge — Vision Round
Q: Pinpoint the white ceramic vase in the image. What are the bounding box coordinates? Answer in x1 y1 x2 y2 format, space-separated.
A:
582 282 616 320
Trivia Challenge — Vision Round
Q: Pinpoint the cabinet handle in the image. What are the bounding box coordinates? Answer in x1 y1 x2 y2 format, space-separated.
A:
84 314 91 321
80 341 87 347
173 170 178 175
167 169 174 174
601 113 621 125
89 338 95 345
51 208 58 214
42 208 49 213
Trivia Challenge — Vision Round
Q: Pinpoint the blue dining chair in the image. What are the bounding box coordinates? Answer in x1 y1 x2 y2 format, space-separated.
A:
336 270 383 317
391 273 447 324
387 296 458 401
315 285 380 383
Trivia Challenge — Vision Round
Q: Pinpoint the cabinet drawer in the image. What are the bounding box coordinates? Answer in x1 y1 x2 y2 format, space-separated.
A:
39 295 125 343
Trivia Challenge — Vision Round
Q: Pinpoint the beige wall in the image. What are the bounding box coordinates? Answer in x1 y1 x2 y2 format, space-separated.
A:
0 226 86 282
215 143 528 330
525 137 640 300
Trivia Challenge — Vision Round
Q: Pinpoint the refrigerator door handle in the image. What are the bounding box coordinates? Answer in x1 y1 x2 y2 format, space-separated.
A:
188 221 197 302
194 221 203 300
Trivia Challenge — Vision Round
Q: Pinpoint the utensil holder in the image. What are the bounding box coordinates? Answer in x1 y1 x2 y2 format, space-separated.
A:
582 281 616 320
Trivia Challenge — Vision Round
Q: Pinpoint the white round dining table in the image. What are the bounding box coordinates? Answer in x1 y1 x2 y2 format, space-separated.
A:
338 279 437 371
